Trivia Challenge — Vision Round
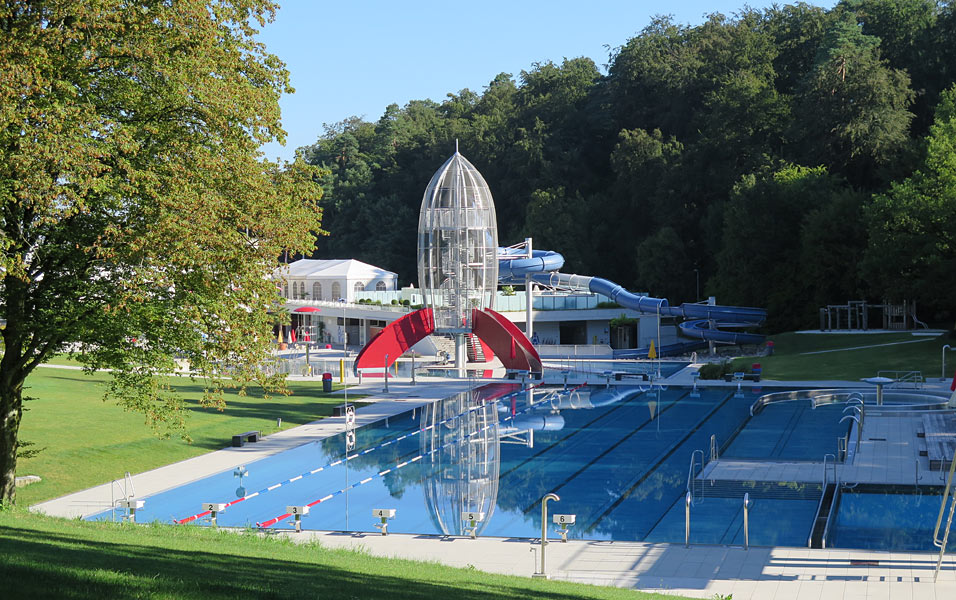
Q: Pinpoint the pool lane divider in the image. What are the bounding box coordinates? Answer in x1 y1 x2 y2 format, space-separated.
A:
173 382 574 526
254 384 587 529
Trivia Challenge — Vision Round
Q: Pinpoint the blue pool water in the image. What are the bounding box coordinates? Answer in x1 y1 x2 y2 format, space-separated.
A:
89 383 898 548
828 485 945 551
723 401 851 460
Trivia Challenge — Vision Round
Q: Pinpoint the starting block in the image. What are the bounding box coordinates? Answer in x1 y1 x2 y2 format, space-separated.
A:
287 505 309 533
372 508 396 535
117 499 145 523
462 511 485 539
203 502 227 526
553 514 576 542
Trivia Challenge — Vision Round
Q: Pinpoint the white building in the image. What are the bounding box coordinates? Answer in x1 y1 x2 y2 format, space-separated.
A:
275 259 398 302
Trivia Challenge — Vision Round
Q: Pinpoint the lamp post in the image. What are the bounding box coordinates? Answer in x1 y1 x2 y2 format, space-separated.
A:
339 298 348 406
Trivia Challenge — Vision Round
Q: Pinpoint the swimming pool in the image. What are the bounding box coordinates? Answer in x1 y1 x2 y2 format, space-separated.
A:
827 484 945 551
88 383 923 549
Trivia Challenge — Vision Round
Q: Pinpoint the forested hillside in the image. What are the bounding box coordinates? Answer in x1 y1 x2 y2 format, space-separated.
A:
299 0 956 331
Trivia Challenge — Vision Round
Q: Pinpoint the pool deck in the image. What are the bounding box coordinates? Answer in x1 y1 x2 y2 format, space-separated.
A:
284 528 956 600
30 368 956 599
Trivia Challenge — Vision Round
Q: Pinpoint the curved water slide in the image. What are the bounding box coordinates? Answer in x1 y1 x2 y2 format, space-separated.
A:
497 248 766 349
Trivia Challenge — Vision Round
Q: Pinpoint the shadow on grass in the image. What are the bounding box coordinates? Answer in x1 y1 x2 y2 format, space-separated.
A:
0 524 611 600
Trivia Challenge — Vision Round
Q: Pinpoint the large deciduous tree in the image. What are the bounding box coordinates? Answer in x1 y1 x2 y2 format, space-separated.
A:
862 84 956 313
0 1 324 504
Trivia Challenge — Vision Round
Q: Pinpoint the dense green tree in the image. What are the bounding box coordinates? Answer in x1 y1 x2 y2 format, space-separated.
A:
862 84 956 314
0 1 324 504
713 165 862 330
791 16 915 185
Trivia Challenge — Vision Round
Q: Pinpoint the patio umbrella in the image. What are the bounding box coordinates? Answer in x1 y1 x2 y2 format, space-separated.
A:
293 306 321 313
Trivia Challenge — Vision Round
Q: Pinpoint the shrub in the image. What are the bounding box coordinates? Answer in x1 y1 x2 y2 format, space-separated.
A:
698 361 735 379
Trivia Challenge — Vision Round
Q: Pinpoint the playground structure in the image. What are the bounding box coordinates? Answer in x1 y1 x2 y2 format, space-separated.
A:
819 300 929 332
354 150 766 375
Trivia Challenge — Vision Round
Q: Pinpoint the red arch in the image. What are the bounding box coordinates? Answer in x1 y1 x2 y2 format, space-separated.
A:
471 308 542 374
354 308 435 372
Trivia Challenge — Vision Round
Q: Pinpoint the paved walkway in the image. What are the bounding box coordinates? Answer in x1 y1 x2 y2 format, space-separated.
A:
283 529 956 599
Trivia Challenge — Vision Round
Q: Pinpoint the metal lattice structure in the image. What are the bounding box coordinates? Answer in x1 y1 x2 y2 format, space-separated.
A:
417 151 498 332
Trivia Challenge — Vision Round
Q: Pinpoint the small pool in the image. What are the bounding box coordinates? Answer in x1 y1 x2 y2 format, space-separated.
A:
827 485 945 551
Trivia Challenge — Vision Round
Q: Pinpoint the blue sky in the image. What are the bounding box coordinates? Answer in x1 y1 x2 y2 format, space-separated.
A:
257 1 837 162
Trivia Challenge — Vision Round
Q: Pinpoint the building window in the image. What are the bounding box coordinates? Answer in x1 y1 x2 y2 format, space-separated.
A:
313 281 322 301
375 281 386 291
332 281 341 300
354 281 364 295
283 281 289 298
299 282 306 298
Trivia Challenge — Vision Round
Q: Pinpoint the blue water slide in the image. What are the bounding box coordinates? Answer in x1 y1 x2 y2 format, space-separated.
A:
497 247 766 348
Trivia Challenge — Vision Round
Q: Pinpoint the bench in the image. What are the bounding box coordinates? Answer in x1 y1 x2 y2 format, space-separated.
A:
232 430 260 447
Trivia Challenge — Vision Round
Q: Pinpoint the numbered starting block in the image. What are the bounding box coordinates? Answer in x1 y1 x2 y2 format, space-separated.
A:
372 508 396 535
462 511 485 539
203 502 227 527
117 499 145 523
287 505 309 533
553 514 576 542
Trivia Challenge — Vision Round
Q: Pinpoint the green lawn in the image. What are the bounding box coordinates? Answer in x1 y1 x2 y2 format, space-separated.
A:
0 509 670 600
731 331 956 381
16 367 364 506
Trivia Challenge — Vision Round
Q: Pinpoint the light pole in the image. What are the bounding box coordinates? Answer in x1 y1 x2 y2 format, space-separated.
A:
339 298 348 406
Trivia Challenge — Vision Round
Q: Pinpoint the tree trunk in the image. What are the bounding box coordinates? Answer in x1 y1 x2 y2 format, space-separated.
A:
0 378 23 505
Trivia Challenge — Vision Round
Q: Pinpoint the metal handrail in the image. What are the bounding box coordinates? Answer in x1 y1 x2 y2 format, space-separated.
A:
808 454 838 548
710 434 719 462
685 492 692 547
822 453 837 490
935 495 956 581
877 370 924 388
820 484 840 549
687 449 704 504
743 493 751 550
840 414 862 455
933 454 956 548
534 493 560 578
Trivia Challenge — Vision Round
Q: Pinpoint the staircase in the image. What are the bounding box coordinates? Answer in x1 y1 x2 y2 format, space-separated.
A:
431 334 456 361
466 333 487 362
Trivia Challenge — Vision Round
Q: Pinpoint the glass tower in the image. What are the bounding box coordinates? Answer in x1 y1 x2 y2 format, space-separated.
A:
417 151 498 332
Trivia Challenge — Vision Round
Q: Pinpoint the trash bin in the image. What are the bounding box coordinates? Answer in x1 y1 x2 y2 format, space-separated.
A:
322 372 332 393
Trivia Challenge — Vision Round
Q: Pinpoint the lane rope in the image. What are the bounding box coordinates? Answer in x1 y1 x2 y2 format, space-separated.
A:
174 382 567 525
256 384 584 529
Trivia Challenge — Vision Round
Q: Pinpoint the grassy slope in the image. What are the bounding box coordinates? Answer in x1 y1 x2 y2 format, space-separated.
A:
732 331 955 381
0 509 668 600
16 367 363 506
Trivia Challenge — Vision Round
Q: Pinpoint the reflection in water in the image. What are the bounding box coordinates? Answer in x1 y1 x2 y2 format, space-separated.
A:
422 390 500 536
421 384 649 535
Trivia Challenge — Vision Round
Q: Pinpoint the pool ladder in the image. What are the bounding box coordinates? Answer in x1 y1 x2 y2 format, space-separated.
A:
110 471 136 522
932 451 956 581
686 449 704 505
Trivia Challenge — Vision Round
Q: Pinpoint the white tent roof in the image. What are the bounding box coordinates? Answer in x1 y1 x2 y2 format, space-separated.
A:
277 259 396 280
